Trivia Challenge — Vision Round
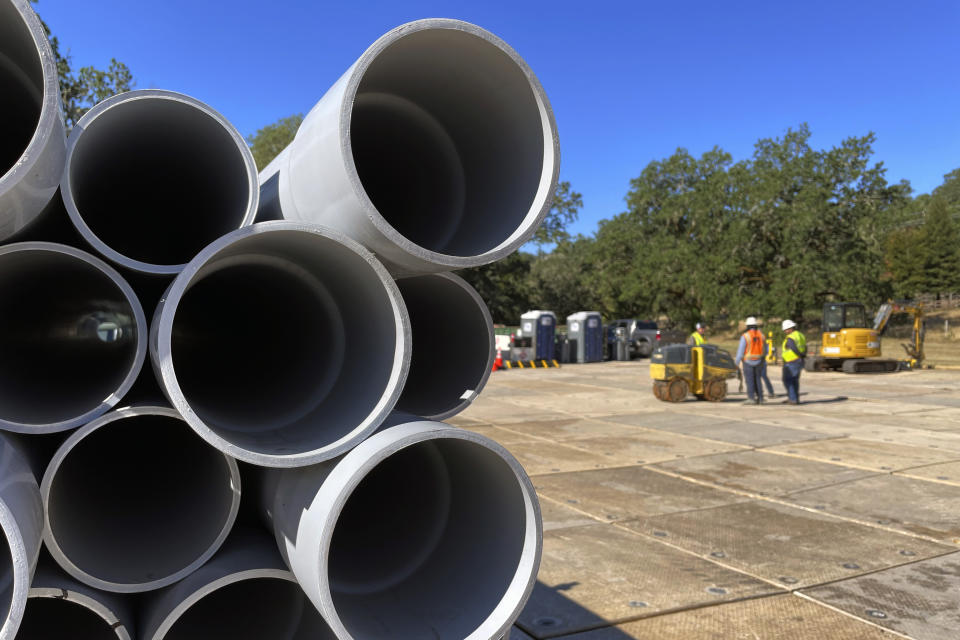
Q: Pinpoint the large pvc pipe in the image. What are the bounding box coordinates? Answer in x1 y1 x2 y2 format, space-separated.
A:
20 558 134 639
140 528 335 640
258 18 560 275
151 222 411 467
40 406 241 593
0 433 43 640
0 0 66 243
262 419 542 640
394 272 494 419
61 89 259 274
0 242 146 433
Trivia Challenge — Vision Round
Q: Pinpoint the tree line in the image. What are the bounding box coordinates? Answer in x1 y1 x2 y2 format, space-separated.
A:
461 126 960 329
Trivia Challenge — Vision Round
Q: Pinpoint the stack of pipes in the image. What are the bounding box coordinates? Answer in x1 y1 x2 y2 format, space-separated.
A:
0 1 559 639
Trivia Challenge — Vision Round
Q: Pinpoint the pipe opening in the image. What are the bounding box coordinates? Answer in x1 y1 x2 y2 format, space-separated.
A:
68 96 251 267
170 229 402 460
19 597 119 640
396 275 491 417
0 248 140 428
0 527 12 629
46 414 236 588
351 26 547 256
0 2 43 178
162 577 330 640
329 438 527 638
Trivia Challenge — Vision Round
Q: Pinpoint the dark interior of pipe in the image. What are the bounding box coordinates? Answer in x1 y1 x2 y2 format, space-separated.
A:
329 439 526 638
47 414 235 586
163 577 334 640
351 27 546 256
171 231 399 457
68 98 250 266
18 597 119 640
0 3 43 180
396 276 490 416
0 530 12 628
0 250 139 426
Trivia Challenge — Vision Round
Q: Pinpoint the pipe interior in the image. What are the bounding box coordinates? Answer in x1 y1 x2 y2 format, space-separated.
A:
396 276 490 416
351 27 546 256
68 97 250 266
47 414 235 586
0 250 139 426
18 597 119 640
0 527 12 628
171 230 400 457
329 439 527 639
162 577 334 640
0 2 43 180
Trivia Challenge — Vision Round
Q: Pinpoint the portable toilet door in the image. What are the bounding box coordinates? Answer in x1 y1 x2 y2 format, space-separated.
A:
522 311 556 360
535 312 556 360
584 312 603 362
566 312 585 363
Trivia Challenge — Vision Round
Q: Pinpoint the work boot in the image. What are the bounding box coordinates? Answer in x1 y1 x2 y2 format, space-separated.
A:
742 399 756 406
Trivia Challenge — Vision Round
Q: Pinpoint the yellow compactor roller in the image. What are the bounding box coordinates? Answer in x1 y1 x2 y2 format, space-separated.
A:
650 344 738 402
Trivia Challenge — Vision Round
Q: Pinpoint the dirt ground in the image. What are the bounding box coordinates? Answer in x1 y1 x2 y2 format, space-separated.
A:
458 360 960 640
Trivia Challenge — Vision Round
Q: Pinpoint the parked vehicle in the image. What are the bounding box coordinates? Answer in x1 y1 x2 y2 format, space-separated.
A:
605 319 685 359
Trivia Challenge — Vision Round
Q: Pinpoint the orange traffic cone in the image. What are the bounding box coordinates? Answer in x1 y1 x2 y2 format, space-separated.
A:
492 349 503 372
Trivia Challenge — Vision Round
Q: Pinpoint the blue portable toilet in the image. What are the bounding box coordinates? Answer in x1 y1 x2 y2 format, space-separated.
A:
566 311 603 362
520 310 556 360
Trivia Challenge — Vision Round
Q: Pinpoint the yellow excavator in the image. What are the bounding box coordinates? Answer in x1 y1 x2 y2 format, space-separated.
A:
650 343 738 402
805 301 925 373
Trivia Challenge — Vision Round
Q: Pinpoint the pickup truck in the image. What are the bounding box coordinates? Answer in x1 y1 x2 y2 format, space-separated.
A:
606 319 686 359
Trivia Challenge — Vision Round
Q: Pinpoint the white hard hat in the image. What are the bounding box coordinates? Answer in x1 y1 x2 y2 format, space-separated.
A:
782 319 796 331
745 316 758 326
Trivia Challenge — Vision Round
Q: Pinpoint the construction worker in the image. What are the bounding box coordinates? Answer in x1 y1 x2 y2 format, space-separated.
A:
687 322 706 346
758 334 777 398
734 316 768 405
781 319 806 405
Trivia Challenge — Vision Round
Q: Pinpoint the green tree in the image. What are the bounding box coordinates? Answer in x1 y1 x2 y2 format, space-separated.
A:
532 181 583 246
932 168 960 213
885 226 927 297
527 236 600 319
30 0 134 129
246 114 304 171
920 197 960 293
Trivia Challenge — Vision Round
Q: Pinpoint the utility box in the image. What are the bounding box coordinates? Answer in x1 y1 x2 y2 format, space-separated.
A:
520 310 556 360
566 311 603 363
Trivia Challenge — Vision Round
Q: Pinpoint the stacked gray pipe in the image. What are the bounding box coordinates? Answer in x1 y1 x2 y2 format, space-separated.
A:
262 418 541 640
0 0 66 243
20 558 134 639
0 6 546 638
40 406 240 593
61 89 259 275
258 18 560 275
0 433 42 640
149 221 412 467
0 242 146 434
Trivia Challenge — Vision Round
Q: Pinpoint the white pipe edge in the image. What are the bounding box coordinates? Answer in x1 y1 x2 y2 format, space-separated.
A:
0 432 43 640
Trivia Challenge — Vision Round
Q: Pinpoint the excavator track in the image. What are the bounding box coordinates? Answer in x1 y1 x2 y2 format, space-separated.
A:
841 359 899 374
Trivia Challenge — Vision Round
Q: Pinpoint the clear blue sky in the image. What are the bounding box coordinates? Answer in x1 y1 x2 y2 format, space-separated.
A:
36 0 960 240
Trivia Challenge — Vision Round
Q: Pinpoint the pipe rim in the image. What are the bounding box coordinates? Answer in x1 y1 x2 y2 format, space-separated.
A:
0 502 31 640
26 589 132 640
339 18 561 269
311 423 542 640
0 242 147 434
396 272 494 420
0 0 63 201
149 568 294 640
60 89 259 275
154 221 411 467
39 405 241 593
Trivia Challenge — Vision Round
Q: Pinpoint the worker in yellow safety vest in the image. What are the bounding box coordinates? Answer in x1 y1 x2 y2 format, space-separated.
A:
780 319 806 405
687 322 706 346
